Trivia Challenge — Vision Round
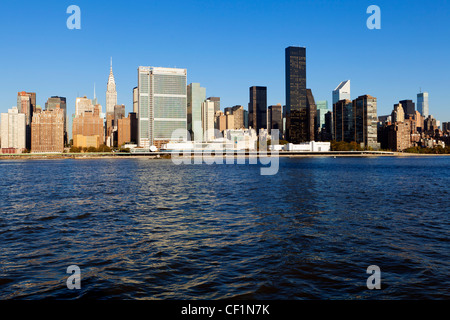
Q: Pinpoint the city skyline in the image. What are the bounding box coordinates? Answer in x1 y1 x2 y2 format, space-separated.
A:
0 0 448 125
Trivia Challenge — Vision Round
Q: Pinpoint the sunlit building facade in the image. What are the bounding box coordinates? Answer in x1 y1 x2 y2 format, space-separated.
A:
138 66 187 149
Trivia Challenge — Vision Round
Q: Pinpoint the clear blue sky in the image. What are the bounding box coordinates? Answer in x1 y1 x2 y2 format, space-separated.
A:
0 0 449 128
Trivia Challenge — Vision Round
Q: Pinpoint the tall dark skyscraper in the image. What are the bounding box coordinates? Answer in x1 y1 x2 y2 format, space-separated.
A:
248 86 267 133
268 104 283 138
333 99 354 142
399 100 415 119
285 46 307 143
306 89 317 141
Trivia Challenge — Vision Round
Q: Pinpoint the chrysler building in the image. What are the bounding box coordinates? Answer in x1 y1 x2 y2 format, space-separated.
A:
106 57 117 114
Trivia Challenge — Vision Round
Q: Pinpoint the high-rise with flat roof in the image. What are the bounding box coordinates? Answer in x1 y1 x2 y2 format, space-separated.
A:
118 112 138 147
268 104 283 138
354 95 379 149
399 100 415 119
249 86 267 133
316 100 328 130
306 89 317 141
187 83 206 141
114 104 126 123
231 105 245 129
138 66 187 149
417 92 429 118
31 106 65 153
75 97 94 116
17 91 36 150
333 99 353 142
202 100 215 141
324 111 333 141
133 87 139 115
332 80 350 105
72 105 104 148
1 107 26 153
45 96 67 145
285 46 307 143
207 97 221 113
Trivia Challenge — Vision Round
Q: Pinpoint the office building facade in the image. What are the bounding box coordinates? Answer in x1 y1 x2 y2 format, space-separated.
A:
316 100 328 130
118 112 138 147
333 99 354 142
306 89 317 141
31 107 65 153
1 107 26 153
399 100 415 119
417 92 429 118
268 104 283 138
45 96 67 145
187 83 206 141
285 46 307 143
249 86 267 133
207 97 221 113
138 66 187 149
353 95 379 149
72 105 104 148
75 97 95 116
133 87 139 115
202 100 215 141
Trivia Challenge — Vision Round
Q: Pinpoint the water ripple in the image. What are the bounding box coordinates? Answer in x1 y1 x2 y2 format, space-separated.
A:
0 157 449 299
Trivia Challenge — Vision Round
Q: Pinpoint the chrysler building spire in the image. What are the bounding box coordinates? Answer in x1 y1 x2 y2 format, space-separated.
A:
106 57 117 114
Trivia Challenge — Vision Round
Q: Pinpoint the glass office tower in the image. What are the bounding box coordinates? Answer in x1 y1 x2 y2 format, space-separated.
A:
138 66 187 149
417 92 429 118
285 46 307 143
187 83 206 141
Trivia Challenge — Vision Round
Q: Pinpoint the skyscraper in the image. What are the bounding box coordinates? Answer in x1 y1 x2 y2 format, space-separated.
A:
72 105 104 148
17 92 35 126
332 80 351 105
207 97 221 113
316 100 328 130
285 46 307 143
187 83 206 141
249 86 267 133
353 95 379 149
1 107 26 153
231 105 245 129
138 66 187 149
45 96 67 145
106 58 117 115
324 111 333 141
243 109 249 129
399 100 415 119
306 89 317 141
333 99 353 142
268 104 283 138
133 87 139 115
17 91 36 150
417 92 429 118
202 100 215 141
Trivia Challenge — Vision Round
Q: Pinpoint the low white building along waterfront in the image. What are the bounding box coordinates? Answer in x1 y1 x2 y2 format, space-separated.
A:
283 141 331 152
168 128 280 176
